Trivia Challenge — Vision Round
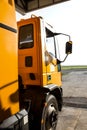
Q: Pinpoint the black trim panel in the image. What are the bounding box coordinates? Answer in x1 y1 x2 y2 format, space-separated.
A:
0 23 17 33
0 80 18 90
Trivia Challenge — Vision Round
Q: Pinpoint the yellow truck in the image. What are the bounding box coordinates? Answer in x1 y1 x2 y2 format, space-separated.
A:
0 0 72 130
18 15 72 130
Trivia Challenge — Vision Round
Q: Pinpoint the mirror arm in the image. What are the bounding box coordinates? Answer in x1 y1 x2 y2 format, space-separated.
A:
60 54 68 63
54 33 71 41
54 32 72 63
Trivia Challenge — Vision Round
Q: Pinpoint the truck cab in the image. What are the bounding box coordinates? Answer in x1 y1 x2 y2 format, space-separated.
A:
18 15 72 130
18 15 62 88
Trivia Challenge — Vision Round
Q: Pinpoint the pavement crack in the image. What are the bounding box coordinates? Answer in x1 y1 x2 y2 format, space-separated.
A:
73 110 81 130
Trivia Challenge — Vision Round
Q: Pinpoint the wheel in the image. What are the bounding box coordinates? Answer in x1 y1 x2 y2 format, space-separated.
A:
41 95 58 130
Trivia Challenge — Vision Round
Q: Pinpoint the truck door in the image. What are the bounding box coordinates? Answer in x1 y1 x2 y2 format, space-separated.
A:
18 18 41 87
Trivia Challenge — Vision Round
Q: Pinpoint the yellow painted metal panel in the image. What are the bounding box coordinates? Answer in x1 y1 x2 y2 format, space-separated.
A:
0 0 19 122
0 82 19 122
0 29 18 86
0 0 17 29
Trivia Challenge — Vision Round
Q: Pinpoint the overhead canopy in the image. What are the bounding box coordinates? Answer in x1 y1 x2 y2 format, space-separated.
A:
15 0 70 14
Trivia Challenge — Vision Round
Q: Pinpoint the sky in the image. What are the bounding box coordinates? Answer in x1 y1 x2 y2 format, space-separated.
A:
16 0 87 66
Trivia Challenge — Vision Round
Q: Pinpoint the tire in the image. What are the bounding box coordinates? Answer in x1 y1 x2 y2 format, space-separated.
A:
41 95 58 130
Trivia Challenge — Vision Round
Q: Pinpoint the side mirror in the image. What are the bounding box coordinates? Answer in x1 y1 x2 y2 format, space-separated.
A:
66 41 72 54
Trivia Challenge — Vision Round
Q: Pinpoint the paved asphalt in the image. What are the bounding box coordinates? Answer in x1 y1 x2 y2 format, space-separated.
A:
56 69 87 130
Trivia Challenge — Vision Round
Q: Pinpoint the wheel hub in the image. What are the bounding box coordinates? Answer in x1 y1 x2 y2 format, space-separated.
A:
48 105 58 129
50 110 58 128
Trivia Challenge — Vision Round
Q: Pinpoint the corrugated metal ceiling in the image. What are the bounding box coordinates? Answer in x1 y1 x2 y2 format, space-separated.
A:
15 0 70 14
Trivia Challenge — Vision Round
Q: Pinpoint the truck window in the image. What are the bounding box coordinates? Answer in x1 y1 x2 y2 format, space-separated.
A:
19 24 34 49
46 28 55 57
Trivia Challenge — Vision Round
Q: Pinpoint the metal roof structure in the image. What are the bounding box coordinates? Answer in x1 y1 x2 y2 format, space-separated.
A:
15 0 70 14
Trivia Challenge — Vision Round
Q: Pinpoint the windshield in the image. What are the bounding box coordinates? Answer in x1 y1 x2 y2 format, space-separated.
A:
19 24 34 49
46 28 55 57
